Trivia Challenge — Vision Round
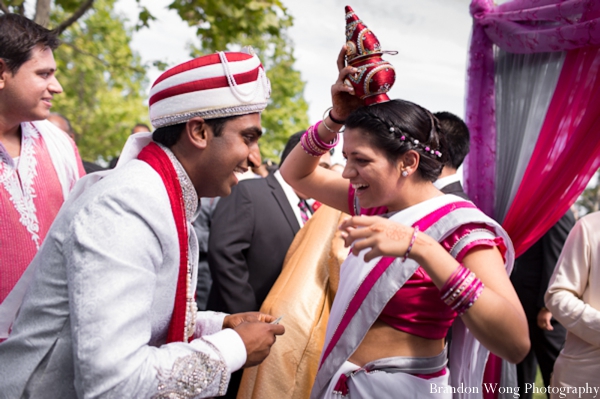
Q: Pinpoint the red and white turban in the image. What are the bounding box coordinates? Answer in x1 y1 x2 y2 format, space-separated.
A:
149 48 271 128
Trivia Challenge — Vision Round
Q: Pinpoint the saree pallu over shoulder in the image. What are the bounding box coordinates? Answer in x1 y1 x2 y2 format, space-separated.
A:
310 194 514 399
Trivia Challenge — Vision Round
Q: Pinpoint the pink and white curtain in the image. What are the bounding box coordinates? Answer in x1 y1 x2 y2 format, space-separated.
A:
464 0 600 257
464 1 600 397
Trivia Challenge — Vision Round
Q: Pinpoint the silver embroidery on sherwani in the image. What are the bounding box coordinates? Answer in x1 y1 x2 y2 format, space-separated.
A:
152 351 228 399
158 144 198 220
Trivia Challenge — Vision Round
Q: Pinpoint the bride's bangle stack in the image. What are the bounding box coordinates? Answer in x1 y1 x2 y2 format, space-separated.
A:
300 121 339 157
440 264 484 316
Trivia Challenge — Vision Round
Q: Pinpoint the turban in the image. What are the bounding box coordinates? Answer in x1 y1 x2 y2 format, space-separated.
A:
149 48 271 128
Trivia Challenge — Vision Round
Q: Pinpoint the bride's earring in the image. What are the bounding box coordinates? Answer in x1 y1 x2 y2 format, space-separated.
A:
401 170 408 177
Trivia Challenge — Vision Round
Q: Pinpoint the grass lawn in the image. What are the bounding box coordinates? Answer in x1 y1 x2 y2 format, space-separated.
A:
533 366 548 399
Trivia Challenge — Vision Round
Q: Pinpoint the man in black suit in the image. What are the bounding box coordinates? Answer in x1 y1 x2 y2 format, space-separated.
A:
433 111 470 200
510 210 575 399
208 131 309 313
207 131 329 398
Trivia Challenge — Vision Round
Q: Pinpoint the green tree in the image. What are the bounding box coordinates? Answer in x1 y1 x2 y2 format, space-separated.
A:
257 42 309 160
168 0 309 162
0 0 95 32
1 0 309 162
50 0 148 161
576 169 600 217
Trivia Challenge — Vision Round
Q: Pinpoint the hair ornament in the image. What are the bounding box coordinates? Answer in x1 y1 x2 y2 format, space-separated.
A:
393 126 442 158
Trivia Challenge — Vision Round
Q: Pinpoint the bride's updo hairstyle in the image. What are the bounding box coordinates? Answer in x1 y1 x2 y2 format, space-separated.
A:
345 99 447 182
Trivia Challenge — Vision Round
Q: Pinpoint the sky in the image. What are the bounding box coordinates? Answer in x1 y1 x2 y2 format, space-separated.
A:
114 0 474 124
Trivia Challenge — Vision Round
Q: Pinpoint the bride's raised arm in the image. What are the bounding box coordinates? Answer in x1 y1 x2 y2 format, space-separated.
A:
280 47 362 214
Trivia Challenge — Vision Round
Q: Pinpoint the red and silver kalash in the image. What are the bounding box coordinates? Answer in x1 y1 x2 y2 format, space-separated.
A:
344 5 397 105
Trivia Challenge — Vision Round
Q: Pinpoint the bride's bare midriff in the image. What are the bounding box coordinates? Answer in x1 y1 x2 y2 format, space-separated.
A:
348 320 445 367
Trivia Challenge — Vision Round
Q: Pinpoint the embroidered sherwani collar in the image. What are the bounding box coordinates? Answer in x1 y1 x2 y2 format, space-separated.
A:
157 143 198 221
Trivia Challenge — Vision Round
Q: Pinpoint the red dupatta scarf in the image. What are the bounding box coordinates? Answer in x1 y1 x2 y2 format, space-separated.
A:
138 142 192 343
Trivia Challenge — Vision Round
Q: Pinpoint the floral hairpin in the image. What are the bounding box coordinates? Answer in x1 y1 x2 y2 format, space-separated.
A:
389 127 442 158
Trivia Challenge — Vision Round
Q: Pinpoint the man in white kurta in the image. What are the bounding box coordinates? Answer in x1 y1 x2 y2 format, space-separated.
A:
545 211 600 397
0 49 284 398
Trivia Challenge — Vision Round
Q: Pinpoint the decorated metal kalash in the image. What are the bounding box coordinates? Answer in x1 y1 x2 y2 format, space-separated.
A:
344 5 397 105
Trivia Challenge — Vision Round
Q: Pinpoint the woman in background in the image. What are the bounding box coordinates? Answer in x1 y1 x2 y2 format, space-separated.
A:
545 211 600 399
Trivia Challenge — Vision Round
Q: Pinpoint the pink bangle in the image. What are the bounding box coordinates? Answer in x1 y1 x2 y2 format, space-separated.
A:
312 120 339 150
300 133 317 156
455 280 484 316
402 226 419 262
440 265 469 302
443 272 474 307
439 263 485 316
305 126 321 152
300 121 339 157
450 274 477 309
301 124 326 156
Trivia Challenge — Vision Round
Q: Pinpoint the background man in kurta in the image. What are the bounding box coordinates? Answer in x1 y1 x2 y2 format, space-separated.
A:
0 14 85 336
0 49 284 398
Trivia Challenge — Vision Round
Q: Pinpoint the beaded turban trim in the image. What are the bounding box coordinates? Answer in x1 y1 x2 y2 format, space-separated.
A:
149 49 271 128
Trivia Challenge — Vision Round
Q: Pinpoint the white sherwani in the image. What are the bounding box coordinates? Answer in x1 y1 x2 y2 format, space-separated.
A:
0 149 246 399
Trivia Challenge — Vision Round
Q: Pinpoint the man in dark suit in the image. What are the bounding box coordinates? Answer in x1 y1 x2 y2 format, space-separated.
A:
208 131 308 313
433 111 470 200
207 131 329 398
510 210 575 399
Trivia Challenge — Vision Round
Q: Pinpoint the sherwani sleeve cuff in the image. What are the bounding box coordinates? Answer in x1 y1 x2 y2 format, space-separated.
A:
202 328 247 373
194 311 228 337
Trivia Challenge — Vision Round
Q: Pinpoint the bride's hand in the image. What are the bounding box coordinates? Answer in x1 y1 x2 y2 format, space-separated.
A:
338 216 417 262
331 46 364 122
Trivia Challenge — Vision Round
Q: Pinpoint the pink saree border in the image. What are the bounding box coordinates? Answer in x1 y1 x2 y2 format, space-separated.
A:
318 200 476 369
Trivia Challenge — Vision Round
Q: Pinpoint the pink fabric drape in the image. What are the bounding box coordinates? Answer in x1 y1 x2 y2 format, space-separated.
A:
466 1 600 397
464 0 497 218
478 0 600 54
503 44 600 256
465 0 600 246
